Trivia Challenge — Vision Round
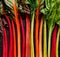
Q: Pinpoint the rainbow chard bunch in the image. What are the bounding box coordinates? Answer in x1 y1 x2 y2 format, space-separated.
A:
41 0 60 57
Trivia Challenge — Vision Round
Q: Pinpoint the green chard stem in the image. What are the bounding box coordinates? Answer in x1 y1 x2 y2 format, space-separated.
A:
48 25 54 57
31 11 35 57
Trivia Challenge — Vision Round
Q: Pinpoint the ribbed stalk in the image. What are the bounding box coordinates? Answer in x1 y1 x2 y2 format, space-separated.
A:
43 20 47 57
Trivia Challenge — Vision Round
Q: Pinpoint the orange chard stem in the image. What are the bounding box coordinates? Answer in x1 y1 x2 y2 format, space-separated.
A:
35 0 40 56
39 16 43 57
35 8 39 57
12 21 16 57
12 0 21 57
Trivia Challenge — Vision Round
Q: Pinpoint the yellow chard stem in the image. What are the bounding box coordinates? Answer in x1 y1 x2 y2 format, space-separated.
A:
56 27 60 57
43 20 47 57
31 12 35 57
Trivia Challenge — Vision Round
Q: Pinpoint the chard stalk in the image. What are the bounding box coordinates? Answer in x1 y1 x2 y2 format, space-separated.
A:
48 25 54 57
35 8 39 57
50 25 58 57
43 20 47 57
39 16 43 57
3 28 8 57
20 16 25 57
35 0 40 57
56 27 60 57
12 21 16 57
26 14 31 57
31 11 35 57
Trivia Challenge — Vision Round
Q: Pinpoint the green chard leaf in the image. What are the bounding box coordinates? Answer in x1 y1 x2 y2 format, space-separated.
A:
41 0 60 27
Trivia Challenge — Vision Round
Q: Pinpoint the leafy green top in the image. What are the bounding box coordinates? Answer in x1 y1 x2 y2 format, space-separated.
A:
41 0 60 27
